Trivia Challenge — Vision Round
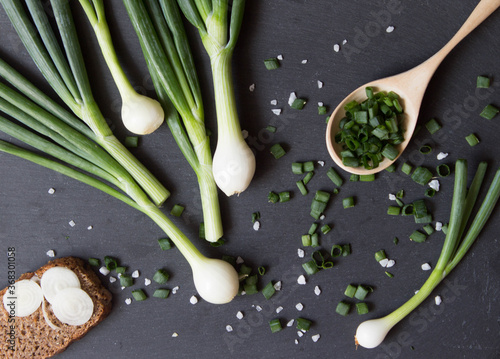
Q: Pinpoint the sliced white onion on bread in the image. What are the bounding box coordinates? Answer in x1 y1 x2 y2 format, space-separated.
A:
3 279 43 317
41 266 81 304
51 287 94 326
42 300 62 330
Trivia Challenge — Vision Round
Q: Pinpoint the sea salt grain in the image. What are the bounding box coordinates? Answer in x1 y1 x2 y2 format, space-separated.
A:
236 311 244 320
421 263 432 271
437 152 449 160
301 59 308 64
312 334 321 342
288 92 297 106
435 222 443 231
226 325 233 332
295 303 304 311
69 220 76 227
172 286 179 294
297 331 304 338
270 99 278 106
287 319 294 327
429 179 440 191
317 80 324 89
314 286 321 296
277 54 283 60
386 26 395 33
125 298 132 305
46 250 55 257
249 83 255 92
273 281 282 291
144 278 151 286
386 259 396 268
297 248 305 258
48 188 55 194
435 296 442 305
271 108 282 115
99 266 110 276
333 44 340 52
276 306 284 313
297 275 306 285
109 276 116 283
253 221 261 231
190 295 198 305
131 270 140 278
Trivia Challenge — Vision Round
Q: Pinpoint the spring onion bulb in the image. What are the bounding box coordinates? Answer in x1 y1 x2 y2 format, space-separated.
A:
355 160 500 349
192 257 240 304
2 279 43 317
79 0 164 135
51 287 94 326
40 266 81 304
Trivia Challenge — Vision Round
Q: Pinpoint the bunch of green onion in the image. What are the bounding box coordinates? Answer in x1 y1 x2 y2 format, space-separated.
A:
0 0 238 304
355 159 500 348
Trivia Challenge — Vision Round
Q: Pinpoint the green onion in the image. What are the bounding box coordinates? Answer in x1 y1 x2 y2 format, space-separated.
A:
331 244 343 257
396 190 404 199
132 289 147 301
360 174 375 182
423 224 435 235
387 206 401 215
385 271 394 278
356 302 370 315
437 164 451 177
425 188 436 197
336 301 351 316
152 269 170 284
393 237 399 245
302 234 312 247
268 191 279 203
402 204 414 216
419 145 432 155
342 244 352 256
344 284 357 298
479 104 499 120
321 224 331 234
88 258 100 267
279 191 291 202
413 199 428 219
124 136 139 148
269 319 282 333
292 162 304 174
381 144 399 161
157 238 173 250
343 196 355 208
264 58 280 70
104 256 118 270
291 98 306 110
374 250 387 262
308 223 318 235
465 133 480 146
170 204 185 217
401 162 413 175
303 161 315 172
153 288 170 299
311 233 319 247
303 171 314 185
318 105 327 115
296 180 308 195
266 125 277 133
476 75 490 88
350 174 360 181
303 260 320 275
115 266 127 275
239 265 252 276
262 282 276 300
270 143 286 159
222 255 237 267
296 318 312 331
327 167 344 187
410 230 427 243
120 275 134 287
385 164 396 172
251 212 261 223
425 118 442 134
411 167 433 186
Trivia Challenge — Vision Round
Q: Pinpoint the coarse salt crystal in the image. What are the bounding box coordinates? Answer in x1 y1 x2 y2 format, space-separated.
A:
301 59 308 64
236 311 244 320
429 179 440 191
255 305 263 312
99 266 110 276
145 278 151 286
274 281 282 291
317 160 325 167
249 84 255 92
295 339 299 345
437 152 449 160
421 263 432 271
386 26 395 33
46 249 55 257
117 273 122 278
318 101 324 107
190 295 198 305
172 333 179 338
435 296 442 305
172 286 179 294
297 331 304 338
379 258 389 267
288 92 297 106
319 215 325 220
276 306 284 313
435 222 443 231
253 221 261 231
131 270 140 278
125 298 132 305
317 80 324 89
109 276 116 283
226 325 233 332
271 108 282 115
277 54 283 60
297 248 305 258
297 275 306 285
295 303 304 311
314 286 321 296
287 319 294 327
48 188 55 194
69 220 76 227
333 44 340 52
236 256 244 264
87 225 93 230
389 193 396 201
342 39 348 45
386 259 396 268
312 334 321 342
270 99 278 106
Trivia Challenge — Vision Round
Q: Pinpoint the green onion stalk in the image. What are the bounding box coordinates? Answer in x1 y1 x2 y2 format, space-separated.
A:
0 0 238 304
78 0 164 135
355 160 500 348
177 0 256 197
122 0 223 242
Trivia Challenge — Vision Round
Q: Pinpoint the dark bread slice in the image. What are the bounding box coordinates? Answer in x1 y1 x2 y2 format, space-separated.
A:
0 257 112 358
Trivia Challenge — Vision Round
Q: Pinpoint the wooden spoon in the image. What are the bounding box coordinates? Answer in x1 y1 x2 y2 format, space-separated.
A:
326 0 500 175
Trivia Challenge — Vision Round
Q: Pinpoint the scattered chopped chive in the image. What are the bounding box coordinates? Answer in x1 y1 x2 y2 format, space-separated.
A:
264 57 280 70
385 271 394 278
270 143 286 159
291 98 306 110
124 136 139 148
262 281 276 299
441 223 449 235
423 224 435 235
115 266 126 274
308 223 319 235
311 233 319 247
465 133 480 146
436 164 451 177
342 244 351 256
375 250 387 262
344 284 357 298
419 145 432 155
292 162 304 174
266 125 277 133
157 237 173 250
386 164 397 172
350 174 360 182
170 204 184 217
342 197 355 208
411 167 433 186
303 171 314 185
245 274 258 286
425 188 436 197
331 244 343 257
104 256 118 270
479 104 499 120
401 162 413 175
199 222 205 240
321 224 331 234
327 167 343 187
296 318 312 331
318 105 327 115
395 198 404 207
243 283 258 295
279 191 291 202
410 230 427 243
222 255 237 266
333 188 339 194
415 213 433 224
360 174 375 182
296 180 308 195
381 144 399 161
132 289 147 301
153 288 170 299
315 190 331 203
268 191 279 203
269 318 282 333
120 275 133 287
303 259 320 275
413 200 428 218
239 264 252 276
302 234 312 247
425 118 442 134
476 75 490 88
211 238 226 247
365 86 374 99
393 237 399 245
258 266 266 276
153 269 170 284
396 190 404 199
336 301 351 316
88 258 100 267
402 204 415 216
251 212 261 223
387 206 401 215
356 302 369 315
342 156 360 167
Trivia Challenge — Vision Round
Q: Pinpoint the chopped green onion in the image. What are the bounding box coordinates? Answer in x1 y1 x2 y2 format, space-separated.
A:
262 281 276 299
360 174 375 182
243 283 258 295
385 271 394 278
479 104 499 120
279 191 291 202
308 223 318 235
465 133 480 146
88 258 100 267
291 98 306 110
131 289 147 301
266 125 277 133
410 230 427 243
476 75 490 88
413 199 428 219
315 190 331 203
356 302 369 315
395 198 404 207
401 162 413 175
296 180 308 195
425 118 442 134
412 167 433 186
170 204 184 217
381 144 399 161
441 223 449 235
269 318 282 333
104 256 118 270
318 105 327 115
239 264 252 276
264 58 280 70
210 238 226 247
303 161 314 172
153 269 169 284
268 191 279 203
115 266 126 275
350 174 360 181
222 255 237 266
386 164 397 172
423 224 435 235
387 206 401 215
342 244 352 256
199 222 205 240
296 318 312 331
270 143 286 159
425 188 436 197
343 196 355 208
120 275 133 287
303 260 320 275
157 238 173 250
311 233 319 247
331 244 343 257
402 204 415 216
258 266 266 276
327 167 343 187
321 224 331 234
396 190 404 199
344 284 357 298
343 156 360 167
292 162 304 174
302 234 312 247
336 301 351 316
375 250 387 262
415 213 433 224
419 145 432 155
366 87 374 99
303 171 314 185
251 212 261 223
437 164 451 177
153 288 170 299
124 136 139 148
393 237 399 245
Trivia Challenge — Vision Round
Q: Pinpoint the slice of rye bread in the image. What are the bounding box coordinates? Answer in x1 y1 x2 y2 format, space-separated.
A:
0 257 112 358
